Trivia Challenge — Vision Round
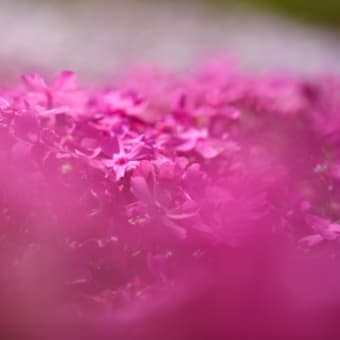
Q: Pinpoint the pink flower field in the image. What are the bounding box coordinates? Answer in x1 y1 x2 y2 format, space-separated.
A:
1 59 340 339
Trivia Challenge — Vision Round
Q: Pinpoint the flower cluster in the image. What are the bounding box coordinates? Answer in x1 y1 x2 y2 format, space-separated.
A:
1 60 340 339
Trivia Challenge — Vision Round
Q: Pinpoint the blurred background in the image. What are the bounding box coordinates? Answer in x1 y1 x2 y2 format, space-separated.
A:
0 0 339 79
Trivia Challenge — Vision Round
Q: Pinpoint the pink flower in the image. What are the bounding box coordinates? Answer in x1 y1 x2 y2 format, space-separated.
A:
104 135 153 181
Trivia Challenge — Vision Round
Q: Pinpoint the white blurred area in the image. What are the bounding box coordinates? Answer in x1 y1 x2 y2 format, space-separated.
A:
1 0 340 79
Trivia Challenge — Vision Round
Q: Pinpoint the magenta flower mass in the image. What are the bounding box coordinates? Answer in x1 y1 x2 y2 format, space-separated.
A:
1 60 340 339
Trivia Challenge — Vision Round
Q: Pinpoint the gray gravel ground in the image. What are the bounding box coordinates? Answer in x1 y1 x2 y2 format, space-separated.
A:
1 0 340 79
